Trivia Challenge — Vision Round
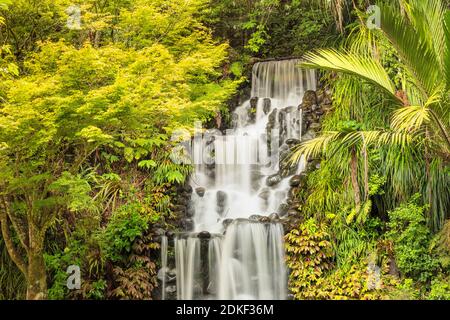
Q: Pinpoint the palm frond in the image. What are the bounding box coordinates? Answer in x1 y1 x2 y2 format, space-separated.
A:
301 49 401 103
290 131 342 163
379 3 442 98
392 105 430 132
444 10 450 89
401 0 446 70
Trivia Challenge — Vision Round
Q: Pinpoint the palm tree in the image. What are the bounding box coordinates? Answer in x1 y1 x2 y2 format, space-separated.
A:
291 0 450 228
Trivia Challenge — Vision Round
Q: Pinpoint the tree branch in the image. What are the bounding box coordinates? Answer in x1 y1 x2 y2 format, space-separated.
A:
0 209 28 278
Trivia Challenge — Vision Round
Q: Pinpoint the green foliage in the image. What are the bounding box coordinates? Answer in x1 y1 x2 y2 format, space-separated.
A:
428 277 450 300
102 203 149 262
208 0 337 57
386 196 439 282
0 0 238 299
285 218 334 299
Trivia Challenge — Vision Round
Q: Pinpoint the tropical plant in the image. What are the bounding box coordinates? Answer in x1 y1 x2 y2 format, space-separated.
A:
291 0 450 229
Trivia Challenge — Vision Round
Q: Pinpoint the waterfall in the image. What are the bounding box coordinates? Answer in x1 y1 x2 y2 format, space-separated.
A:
160 235 168 300
173 59 316 300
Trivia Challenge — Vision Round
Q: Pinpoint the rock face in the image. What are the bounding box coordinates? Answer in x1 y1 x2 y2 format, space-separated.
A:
302 90 318 107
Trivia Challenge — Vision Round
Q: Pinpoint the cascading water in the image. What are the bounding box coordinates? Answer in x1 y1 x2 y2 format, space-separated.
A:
172 59 316 300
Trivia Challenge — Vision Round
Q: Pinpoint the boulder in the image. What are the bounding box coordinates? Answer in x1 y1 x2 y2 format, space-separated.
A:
278 203 289 216
195 187 205 197
266 174 282 187
286 138 301 147
289 175 302 187
262 98 271 115
250 97 258 109
269 213 280 222
249 214 263 221
198 231 211 239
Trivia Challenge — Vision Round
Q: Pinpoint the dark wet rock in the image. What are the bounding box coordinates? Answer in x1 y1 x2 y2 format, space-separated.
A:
182 218 194 231
289 175 302 187
249 214 263 221
286 138 301 146
198 231 211 239
287 209 299 217
205 135 215 145
165 230 175 238
269 213 280 221
311 104 320 112
266 174 282 187
288 187 300 199
248 97 258 123
258 188 271 200
186 205 195 218
267 109 278 129
278 203 289 215
302 90 318 107
250 97 258 109
195 187 206 197
216 191 227 205
259 216 270 223
184 184 193 193
222 218 234 228
263 98 271 114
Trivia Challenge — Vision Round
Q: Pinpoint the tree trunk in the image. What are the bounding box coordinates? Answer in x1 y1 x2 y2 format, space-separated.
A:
350 148 361 208
27 227 47 300
26 250 47 299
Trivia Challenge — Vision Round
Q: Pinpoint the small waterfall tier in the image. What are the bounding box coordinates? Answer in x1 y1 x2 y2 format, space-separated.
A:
167 59 316 300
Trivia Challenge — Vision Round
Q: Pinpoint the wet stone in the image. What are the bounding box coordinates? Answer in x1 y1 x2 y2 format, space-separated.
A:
278 203 289 216
286 138 301 146
195 187 206 197
249 215 263 221
222 218 234 228
263 98 271 114
266 174 282 187
250 97 258 109
289 175 302 187
269 213 280 221
198 231 211 239
258 188 271 200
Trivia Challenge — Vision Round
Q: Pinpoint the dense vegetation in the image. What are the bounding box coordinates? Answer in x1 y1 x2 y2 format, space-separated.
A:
1 0 449 300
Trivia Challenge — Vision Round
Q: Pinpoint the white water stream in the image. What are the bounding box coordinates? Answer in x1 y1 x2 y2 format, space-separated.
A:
172 59 316 300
